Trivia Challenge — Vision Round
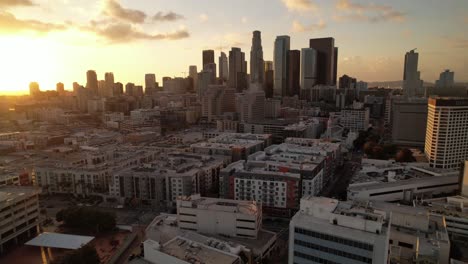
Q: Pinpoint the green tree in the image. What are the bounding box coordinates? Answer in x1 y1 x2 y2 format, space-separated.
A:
363 141 377 156
395 148 416 162
51 244 100 264
56 207 116 233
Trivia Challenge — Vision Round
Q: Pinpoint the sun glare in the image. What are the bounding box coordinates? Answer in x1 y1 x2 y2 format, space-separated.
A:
0 36 60 95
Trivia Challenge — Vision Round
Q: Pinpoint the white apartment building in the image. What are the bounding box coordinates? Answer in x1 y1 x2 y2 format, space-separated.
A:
177 195 261 239
0 187 41 254
288 197 389 264
425 97 468 169
338 108 370 132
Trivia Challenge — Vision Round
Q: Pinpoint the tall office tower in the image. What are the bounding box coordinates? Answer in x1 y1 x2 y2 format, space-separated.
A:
133 86 144 97
72 82 80 94
197 70 212 97
202 85 225 122
300 48 317 92
402 49 423 97
333 47 338 85
104 72 114 97
274 35 290 97
114 82 123 96
425 97 468 169
98 80 106 97
189 65 198 92
29 82 40 96
203 62 217 84
309 37 337 86
250 30 264 84
435 70 455 88
236 84 265 122
338 74 357 89
264 61 274 98
289 197 389 264
287 50 300 97
125 82 135 96
145 74 156 94
56 82 65 94
202 50 215 68
86 70 98 96
219 52 229 82
228 47 247 92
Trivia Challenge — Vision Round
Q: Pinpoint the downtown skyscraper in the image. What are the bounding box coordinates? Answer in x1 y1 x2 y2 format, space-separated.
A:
250 30 264 84
309 37 338 86
228 47 247 92
300 48 318 91
402 49 423 97
202 50 215 68
86 70 98 96
219 52 229 82
273 35 290 97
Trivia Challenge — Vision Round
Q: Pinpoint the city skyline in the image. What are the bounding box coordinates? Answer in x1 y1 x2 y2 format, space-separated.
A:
0 0 467 95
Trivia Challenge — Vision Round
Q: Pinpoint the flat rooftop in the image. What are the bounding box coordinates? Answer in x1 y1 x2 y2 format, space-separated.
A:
0 186 41 202
178 195 259 215
25 233 94 250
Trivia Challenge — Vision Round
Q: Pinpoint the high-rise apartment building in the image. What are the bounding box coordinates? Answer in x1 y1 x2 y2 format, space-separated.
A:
236 84 265 122
425 97 468 169
273 35 290 97
189 65 198 92
56 82 64 94
202 50 215 68
288 197 389 264
403 49 423 97
436 69 455 88
228 47 247 92
145 74 156 94
250 30 264 84
86 70 98 96
309 38 337 86
287 50 300 97
300 48 317 92
218 52 229 82
104 72 114 97
125 82 135 96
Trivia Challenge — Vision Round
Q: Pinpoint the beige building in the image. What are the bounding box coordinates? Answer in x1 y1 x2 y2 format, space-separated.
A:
425 97 468 169
0 187 41 253
177 195 261 239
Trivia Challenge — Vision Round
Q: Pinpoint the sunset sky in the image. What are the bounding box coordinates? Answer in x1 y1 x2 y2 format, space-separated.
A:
0 0 467 95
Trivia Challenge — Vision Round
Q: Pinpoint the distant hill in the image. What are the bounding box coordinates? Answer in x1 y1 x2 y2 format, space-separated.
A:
367 81 468 89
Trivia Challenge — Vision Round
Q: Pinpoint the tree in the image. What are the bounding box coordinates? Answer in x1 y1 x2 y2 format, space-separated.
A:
363 141 377 156
51 244 100 264
371 145 385 159
56 207 116 233
395 148 416 162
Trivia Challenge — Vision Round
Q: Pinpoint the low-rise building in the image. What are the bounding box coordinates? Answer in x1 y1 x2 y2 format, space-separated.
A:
177 195 261 239
288 197 390 264
0 186 41 254
348 159 460 202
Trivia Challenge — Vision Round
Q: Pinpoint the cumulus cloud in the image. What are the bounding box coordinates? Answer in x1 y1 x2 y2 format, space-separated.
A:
0 11 67 34
281 0 318 13
84 21 189 43
153 11 184 22
103 0 147 24
0 0 34 7
292 19 326 32
334 0 405 23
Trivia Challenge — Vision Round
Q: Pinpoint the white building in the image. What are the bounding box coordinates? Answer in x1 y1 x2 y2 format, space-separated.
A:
425 97 468 169
288 197 389 264
0 187 41 254
177 195 261 239
338 108 370 132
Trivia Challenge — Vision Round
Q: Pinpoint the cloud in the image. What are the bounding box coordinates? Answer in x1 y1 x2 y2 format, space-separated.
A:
0 11 67 34
153 11 184 22
0 0 34 7
84 21 189 43
199 13 208 22
292 19 326 32
334 0 405 23
103 0 147 24
281 0 318 12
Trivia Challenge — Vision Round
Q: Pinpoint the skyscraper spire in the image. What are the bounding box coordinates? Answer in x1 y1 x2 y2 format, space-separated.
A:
250 30 264 84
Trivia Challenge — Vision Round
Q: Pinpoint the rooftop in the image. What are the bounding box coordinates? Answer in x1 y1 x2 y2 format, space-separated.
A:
178 195 259 215
0 186 41 202
25 233 94 250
